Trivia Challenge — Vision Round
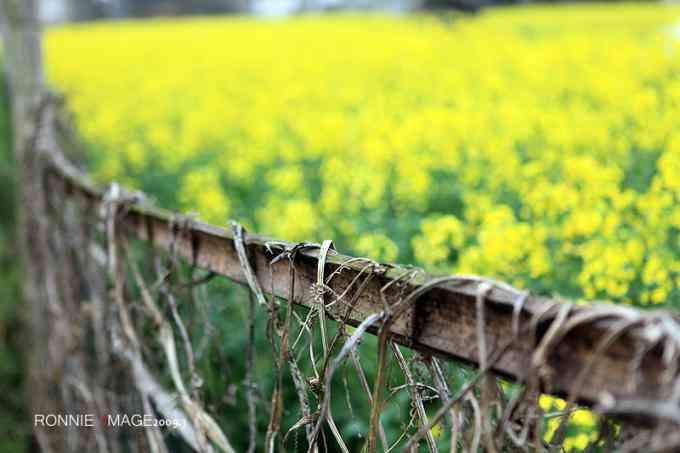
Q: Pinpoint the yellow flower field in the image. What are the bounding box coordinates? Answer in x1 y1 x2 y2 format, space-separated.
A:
45 3 680 310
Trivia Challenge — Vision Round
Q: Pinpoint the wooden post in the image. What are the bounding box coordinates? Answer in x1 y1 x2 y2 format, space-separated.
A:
0 1 44 135
0 1 61 450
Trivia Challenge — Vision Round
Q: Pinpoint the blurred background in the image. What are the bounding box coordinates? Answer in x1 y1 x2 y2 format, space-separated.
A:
38 0 520 22
3 0 680 451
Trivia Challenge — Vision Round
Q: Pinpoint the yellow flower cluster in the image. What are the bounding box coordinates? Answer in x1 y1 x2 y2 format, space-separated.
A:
412 215 464 269
45 4 680 309
540 394 598 451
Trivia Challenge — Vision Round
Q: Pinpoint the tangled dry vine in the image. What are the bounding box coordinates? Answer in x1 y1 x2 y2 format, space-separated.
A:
26 99 680 451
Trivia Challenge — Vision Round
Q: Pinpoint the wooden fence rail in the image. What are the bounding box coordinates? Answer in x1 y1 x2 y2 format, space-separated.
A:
47 148 679 426
5 1 677 448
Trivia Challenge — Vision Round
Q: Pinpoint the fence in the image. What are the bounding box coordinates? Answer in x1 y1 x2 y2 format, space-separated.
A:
20 96 680 452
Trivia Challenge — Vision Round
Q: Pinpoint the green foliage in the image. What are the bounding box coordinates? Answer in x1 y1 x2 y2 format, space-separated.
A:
0 67 29 452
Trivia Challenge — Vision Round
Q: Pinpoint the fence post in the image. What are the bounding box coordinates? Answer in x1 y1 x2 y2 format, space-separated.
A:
0 1 61 450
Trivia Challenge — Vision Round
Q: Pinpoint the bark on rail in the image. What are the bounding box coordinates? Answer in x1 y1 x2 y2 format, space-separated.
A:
47 150 677 419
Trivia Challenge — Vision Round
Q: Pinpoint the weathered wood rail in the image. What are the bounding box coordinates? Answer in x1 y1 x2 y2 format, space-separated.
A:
47 149 677 419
